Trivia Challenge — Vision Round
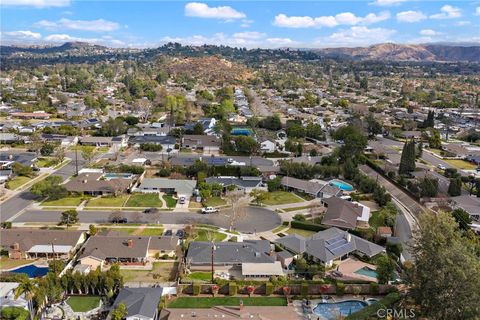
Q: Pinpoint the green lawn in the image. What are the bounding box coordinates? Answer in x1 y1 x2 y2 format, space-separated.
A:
203 197 227 207
261 191 304 205
271 225 288 234
286 227 316 237
169 297 287 308
5 176 32 190
126 194 162 207
66 296 101 312
41 196 84 207
120 262 178 282
86 195 129 207
182 272 212 282
283 205 312 212
369 211 385 229
195 229 227 242
138 228 164 236
36 157 58 168
444 159 478 170
163 195 177 208
0 257 33 270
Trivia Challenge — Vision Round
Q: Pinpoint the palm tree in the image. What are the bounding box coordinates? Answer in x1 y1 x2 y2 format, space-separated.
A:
15 278 35 319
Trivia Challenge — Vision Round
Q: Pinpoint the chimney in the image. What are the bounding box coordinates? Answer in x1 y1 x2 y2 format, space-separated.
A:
127 239 133 248
346 233 352 242
12 242 19 251
8 154 13 160
83 180 88 183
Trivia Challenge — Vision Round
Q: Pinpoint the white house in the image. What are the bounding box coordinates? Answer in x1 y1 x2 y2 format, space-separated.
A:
259 138 276 153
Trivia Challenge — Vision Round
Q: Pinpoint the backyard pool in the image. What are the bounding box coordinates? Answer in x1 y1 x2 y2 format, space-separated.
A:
231 127 253 136
103 173 134 180
9 264 49 278
354 266 379 279
329 179 354 191
313 300 368 320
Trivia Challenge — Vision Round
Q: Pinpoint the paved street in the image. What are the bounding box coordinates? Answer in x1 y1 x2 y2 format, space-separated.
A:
0 152 85 222
13 206 282 233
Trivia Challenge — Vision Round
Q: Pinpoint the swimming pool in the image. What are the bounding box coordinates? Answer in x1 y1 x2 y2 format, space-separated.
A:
329 179 354 191
354 266 378 279
313 300 368 319
9 264 49 278
231 127 253 136
103 173 134 180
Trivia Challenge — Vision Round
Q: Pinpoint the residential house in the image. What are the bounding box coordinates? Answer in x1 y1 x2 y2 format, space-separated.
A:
259 138 276 153
135 178 197 198
80 136 113 147
182 135 221 154
111 287 163 320
0 282 32 311
321 197 370 230
11 111 51 120
451 195 480 221
0 133 21 144
77 235 179 270
0 229 86 260
241 262 284 280
184 118 217 135
161 306 300 320
276 227 385 267
41 134 78 147
65 172 136 196
0 152 37 169
129 135 176 151
204 176 265 194
281 177 342 199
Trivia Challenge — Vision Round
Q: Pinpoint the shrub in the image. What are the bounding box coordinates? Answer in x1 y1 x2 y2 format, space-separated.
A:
290 220 327 232
229 282 237 296
336 282 345 296
370 282 379 295
193 283 201 295
300 282 309 296
345 293 401 320
265 282 273 296
0 307 29 320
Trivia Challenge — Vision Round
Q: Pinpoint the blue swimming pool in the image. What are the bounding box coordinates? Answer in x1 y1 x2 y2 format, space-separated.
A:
231 128 253 136
354 266 378 279
9 264 49 278
329 179 354 191
103 173 133 180
313 300 368 319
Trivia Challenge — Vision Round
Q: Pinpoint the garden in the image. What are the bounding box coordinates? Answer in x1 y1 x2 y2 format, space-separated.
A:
260 191 305 205
66 296 101 312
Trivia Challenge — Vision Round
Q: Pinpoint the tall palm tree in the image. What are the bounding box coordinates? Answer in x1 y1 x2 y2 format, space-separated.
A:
15 278 35 319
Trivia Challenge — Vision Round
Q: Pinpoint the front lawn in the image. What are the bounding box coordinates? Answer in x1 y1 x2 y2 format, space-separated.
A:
444 159 478 170
168 297 287 308
125 194 162 207
261 191 304 205
182 271 212 282
66 296 101 312
286 227 316 237
195 229 227 242
203 197 227 207
86 195 129 207
0 257 33 270
41 196 84 207
163 195 177 208
138 228 164 236
369 211 385 229
120 262 178 282
36 157 58 168
6 176 32 190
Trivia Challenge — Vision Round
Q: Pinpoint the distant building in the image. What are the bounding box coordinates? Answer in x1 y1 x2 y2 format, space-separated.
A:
111 287 164 320
322 197 371 230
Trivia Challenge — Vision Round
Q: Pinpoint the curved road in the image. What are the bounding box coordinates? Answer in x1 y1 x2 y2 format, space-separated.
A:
14 206 282 233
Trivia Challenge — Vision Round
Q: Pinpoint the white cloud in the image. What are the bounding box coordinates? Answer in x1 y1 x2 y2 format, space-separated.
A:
273 11 390 28
0 0 69 7
371 0 405 6
476 7 480 16
456 20 471 26
419 29 441 36
2 30 41 39
233 31 265 40
430 5 462 19
34 18 120 32
240 19 253 28
316 26 396 47
396 10 426 23
266 38 298 47
185 2 245 20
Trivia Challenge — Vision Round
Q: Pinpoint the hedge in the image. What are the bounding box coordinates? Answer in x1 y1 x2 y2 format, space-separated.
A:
290 220 327 232
345 292 401 320
370 282 379 295
265 283 273 296
301 283 309 296
336 282 345 296
193 284 201 296
229 282 237 296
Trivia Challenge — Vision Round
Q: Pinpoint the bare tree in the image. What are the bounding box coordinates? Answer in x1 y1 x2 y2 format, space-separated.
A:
224 191 249 232
54 147 66 165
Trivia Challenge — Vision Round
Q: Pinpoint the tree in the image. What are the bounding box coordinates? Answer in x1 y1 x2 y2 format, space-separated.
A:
405 212 480 319
333 125 367 162
399 139 416 175
192 122 204 135
416 141 423 158
111 302 128 320
89 224 97 235
234 136 258 155
12 163 33 177
54 147 66 164
81 147 95 165
40 144 54 156
372 186 391 206
421 110 435 128
428 129 442 149
419 177 439 197
124 116 139 126
31 175 66 200
60 210 78 229
376 255 396 284
451 208 472 231
14 278 35 319
447 178 462 196
250 189 268 205
366 114 382 137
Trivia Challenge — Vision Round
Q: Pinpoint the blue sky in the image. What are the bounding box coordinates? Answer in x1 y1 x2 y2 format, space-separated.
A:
1 1 479 48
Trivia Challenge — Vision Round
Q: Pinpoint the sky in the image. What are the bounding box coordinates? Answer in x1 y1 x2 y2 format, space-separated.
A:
1 0 479 48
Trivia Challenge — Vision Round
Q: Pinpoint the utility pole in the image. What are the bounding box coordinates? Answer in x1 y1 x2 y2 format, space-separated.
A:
51 238 56 273
211 241 215 283
75 147 79 175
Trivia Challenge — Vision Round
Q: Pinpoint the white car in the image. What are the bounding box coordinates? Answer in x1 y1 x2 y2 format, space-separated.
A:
201 207 218 214
437 164 447 170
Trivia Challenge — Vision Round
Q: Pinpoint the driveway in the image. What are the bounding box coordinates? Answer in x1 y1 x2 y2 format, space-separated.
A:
13 206 282 233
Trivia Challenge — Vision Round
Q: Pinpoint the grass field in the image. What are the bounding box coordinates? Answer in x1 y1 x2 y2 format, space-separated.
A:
261 191 304 205
195 229 227 242
36 157 58 168
120 262 178 282
125 194 162 207
41 196 84 207
203 197 227 207
0 258 33 270
444 159 477 170
271 225 288 233
138 228 164 236
285 227 316 237
163 195 177 208
283 205 312 212
66 296 101 312
86 195 129 207
182 272 212 282
6 176 32 190
169 297 287 308
368 211 385 229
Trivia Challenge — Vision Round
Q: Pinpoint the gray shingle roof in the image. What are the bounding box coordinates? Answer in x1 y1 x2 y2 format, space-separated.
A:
137 178 197 195
112 287 163 319
205 176 263 189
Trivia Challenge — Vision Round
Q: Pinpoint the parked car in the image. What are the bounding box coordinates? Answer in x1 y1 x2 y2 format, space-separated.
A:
437 164 446 170
179 196 186 204
201 207 218 214
164 229 173 236
111 217 128 224
176 229 185 239
144 208 159 214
